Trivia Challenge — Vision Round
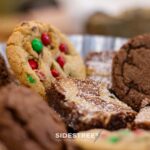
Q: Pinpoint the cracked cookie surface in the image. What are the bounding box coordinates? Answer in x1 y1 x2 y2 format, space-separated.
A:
112 34 150 111
6 21 86 97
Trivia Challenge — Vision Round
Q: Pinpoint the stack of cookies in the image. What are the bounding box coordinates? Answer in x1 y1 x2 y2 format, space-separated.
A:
0 21 149 150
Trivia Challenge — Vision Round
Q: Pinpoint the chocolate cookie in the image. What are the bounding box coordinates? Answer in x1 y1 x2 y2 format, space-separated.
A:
46 77 136 131
6 21 86 97
0 84 74 150
0 54 11 87
112 34 150 111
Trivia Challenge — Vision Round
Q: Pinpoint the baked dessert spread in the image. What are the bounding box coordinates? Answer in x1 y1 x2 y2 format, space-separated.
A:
134 106 150 130
0 84 76 150
0 54 11 87
1 20 150 149
46 78 136 131
85 51 115 86
75 129 150 150
112 34 150 111
6 21 86 97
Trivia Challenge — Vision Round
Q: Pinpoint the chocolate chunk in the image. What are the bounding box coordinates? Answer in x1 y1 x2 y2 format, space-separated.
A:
112 34 150 111
0 84 75 150
46 78 136 131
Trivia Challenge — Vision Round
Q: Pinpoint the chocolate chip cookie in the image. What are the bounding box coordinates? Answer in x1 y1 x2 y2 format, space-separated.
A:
0 84 75 150
6 21 86 97
112 34 150 111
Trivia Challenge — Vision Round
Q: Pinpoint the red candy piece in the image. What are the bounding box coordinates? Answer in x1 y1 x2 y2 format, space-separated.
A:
56 56 65 68
28 59 38 70
134 129 144 136
41 33 51 46
51 69 59 77
59 43 68 53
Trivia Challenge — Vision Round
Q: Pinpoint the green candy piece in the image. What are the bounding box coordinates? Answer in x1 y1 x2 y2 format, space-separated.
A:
32 38 43 53
27 74 36 84
107 136 120 143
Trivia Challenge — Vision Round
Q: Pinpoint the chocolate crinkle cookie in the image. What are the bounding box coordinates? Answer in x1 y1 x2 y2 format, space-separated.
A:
0 84 76 150
112 34 150 111
0 54 11 87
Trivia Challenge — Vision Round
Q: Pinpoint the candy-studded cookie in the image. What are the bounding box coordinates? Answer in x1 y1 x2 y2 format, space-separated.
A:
112 34 150 111
6 21 86 97
75 129 150 150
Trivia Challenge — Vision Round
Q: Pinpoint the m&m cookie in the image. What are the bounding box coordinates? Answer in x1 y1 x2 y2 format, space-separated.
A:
75 129 150 150
6 21 86 97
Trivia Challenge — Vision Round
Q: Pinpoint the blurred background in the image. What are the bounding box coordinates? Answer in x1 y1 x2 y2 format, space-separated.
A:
1 0 150 41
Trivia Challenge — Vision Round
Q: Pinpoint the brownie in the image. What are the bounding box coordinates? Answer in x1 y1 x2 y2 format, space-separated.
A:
0 54 11 87
0 84 75 150
85 51 115 86
46 78 136 131
134 106 150 130
112 34 150 111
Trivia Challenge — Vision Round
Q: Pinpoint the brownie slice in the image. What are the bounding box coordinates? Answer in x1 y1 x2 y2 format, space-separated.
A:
85 51 115 87
0 54 11 87
134 106 150 130
46 78 136 131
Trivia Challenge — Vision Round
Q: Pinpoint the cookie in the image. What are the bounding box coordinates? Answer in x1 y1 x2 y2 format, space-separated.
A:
85 51 115 86
0 54 11 87
6 21 86 97
46 77 136 131
134 106 150 130
75 129 150 150
0 84 76 150
112 34 150 111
